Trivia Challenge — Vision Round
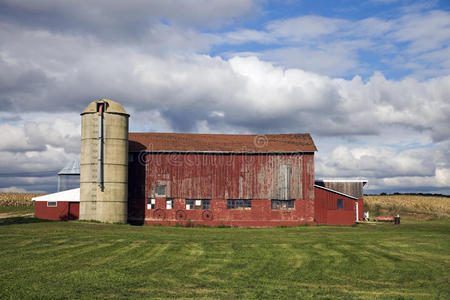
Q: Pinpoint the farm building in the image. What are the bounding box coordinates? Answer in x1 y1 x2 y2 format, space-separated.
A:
57 160 80 192
34 99 366 226
33 188 80 221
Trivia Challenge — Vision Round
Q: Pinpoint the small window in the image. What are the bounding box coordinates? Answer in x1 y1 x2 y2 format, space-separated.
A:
155 185 166 197
47 201 57 207
185 199 210 210
202 199 210 210
147 198 155 210
271 200 295 210
166 198 174 209
337 199 344 210
227 199 251 210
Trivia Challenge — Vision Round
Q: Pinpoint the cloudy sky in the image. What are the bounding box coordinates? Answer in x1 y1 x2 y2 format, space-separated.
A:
0 0 449 194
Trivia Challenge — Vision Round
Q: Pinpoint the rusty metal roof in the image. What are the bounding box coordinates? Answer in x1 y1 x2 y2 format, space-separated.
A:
129 132 317 153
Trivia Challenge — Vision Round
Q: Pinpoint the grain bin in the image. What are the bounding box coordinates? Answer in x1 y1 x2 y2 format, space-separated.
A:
80 99 129 223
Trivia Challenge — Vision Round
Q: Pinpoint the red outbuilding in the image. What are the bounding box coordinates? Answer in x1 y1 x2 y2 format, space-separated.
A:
33 188 80 221
314 185 361 225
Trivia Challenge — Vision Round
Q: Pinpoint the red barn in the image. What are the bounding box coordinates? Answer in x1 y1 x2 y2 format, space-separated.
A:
127 132 363 226
128 133 316 226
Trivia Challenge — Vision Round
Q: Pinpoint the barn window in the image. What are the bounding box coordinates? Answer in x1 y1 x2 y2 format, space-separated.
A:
47 201 57 207
271 200 295 210
203 199 210 210
155 185 166 197
147 198 155 210
166 198 174 209
227 199 251 210
185 199 210 210
337 199 344 210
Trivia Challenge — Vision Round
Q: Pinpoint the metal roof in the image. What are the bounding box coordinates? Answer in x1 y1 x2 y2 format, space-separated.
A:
315 179 368 185
32 188 80 202
314 184 358 200
58 160 80 175
129 132 317 153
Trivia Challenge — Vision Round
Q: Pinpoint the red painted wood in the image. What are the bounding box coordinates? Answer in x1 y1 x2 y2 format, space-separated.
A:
145 153 310 200
314 186 357 225
142 198 314 227
35 201 79 221
128 151 360 226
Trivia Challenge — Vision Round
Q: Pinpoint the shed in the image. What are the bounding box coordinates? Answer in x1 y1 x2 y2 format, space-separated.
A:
314 185 362 225
32 188 80 221
57 160 80 192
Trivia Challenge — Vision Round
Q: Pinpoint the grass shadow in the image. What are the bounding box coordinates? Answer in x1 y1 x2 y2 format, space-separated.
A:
0 216 53 226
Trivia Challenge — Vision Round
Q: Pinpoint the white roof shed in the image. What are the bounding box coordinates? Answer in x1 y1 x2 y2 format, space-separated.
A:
32 188 80 202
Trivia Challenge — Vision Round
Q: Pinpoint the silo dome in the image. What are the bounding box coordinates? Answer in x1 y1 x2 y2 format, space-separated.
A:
81 99 128 115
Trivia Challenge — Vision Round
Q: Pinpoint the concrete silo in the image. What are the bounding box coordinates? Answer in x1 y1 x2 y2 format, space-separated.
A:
80 99 129 223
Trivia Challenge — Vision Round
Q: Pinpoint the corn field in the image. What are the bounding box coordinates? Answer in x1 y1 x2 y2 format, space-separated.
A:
364 195 450 218
0 193 45 207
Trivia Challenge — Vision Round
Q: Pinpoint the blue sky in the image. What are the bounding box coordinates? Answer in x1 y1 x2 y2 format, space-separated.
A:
0 0 449 194
208 0 450 79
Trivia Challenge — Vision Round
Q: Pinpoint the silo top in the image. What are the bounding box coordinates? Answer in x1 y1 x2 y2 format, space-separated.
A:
81 99 129 116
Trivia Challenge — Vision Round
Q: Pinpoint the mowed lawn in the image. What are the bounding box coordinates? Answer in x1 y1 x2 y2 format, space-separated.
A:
0 219 449 299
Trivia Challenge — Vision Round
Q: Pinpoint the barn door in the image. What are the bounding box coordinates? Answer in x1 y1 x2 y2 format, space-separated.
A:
278 164 291 200
68 202 79 220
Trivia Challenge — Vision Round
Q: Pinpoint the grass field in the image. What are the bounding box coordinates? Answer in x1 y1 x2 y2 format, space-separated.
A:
0 218 449 299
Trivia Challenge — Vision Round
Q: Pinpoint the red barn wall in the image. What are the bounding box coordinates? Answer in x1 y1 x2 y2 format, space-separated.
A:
127 152 316 226
35 202 79 221
145 153 314 200
314 186 356 225
144 198 314 227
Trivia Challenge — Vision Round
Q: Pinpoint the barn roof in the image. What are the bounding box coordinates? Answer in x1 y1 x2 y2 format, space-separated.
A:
129 132 317 153
32 188 80 202
314 185 358 200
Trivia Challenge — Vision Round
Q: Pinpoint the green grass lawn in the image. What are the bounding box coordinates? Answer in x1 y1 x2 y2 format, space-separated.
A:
0 218 449 299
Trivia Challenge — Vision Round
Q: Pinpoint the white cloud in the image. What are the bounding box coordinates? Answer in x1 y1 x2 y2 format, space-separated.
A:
266 15 347 41
0 186 27 193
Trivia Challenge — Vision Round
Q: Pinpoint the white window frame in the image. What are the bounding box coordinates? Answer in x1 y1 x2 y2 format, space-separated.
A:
47 201 57 207
166 198 174 210
186 199 210 210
